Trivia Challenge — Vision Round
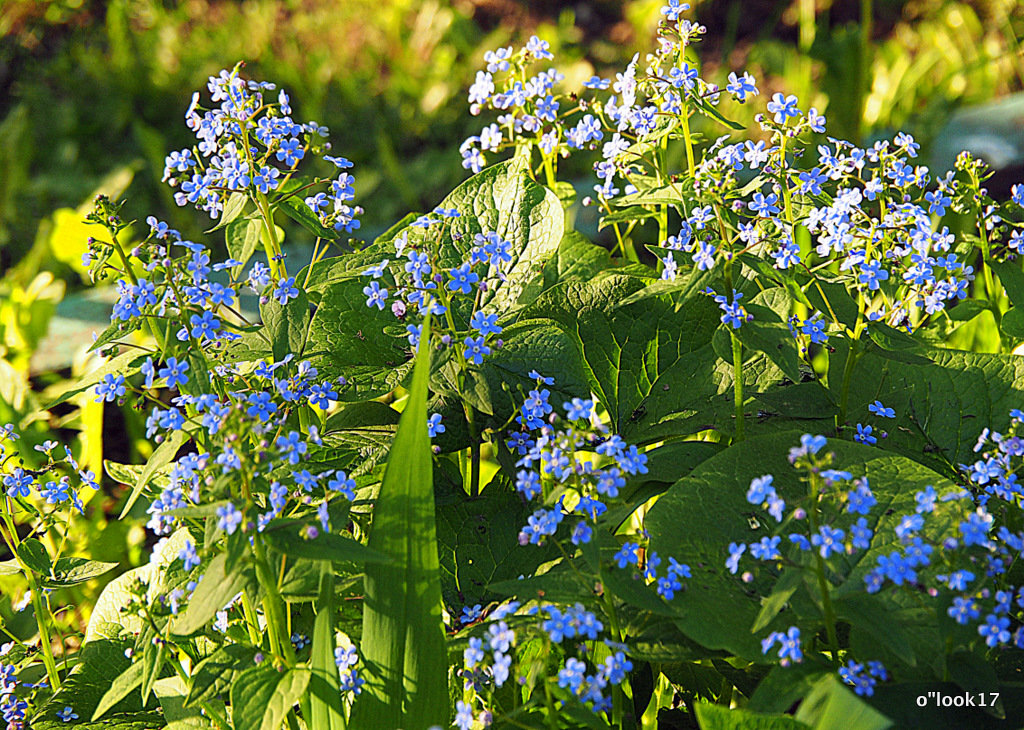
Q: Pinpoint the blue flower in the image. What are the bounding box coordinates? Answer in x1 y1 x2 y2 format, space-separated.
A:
948 596 980 625
427 413 445 438
868 400 896 418
811 525 845 558
726 541 746 574
726 71 758 101
564 397 594 421
746 474 775 504
766 93 801 123
362 281 388 310
57 706 78 722
159 357 190 389
979 614 1011 647
463 335 491 365
748 191 781 217
94 374 127 403
216 502 243 535
274 277 300 304
447 263 480 295
854 423 877 445
469 310 502 337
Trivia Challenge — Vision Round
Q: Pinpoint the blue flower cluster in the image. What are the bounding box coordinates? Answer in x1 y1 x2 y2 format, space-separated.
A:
458 2 1024 343
507 373 692 603
360 212 513 368
456 599 634 725
2 428 93 516
162 65 360 233
729 422 1024 695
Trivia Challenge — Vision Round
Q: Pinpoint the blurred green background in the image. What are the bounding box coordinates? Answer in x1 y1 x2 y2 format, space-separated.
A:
0 0 1021 635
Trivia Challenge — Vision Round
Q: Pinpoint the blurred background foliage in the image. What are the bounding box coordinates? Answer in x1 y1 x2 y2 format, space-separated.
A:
0 0 1021 633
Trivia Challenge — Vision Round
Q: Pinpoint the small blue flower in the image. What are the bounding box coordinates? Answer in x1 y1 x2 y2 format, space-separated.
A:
274 277 300 305
463 335 491 365
427 413 445 438
158 357 190 389
216 502 243 535
868 400 896 418
447 263 480 295
854 423 877 445
57 706 78 722
94 374 127 403
362 281 388 310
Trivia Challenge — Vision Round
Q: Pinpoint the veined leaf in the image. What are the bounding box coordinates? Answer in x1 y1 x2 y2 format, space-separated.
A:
230 665 311 730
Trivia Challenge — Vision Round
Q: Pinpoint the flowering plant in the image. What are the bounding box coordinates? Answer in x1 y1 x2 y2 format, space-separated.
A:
3 4 1024 730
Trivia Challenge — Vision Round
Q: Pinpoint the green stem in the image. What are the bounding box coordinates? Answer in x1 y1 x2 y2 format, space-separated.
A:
254 191 286 280
731 332 745 442
807 473 841 666
680 109 695 176
29 578 61 691
836 327 863 429
240 591 264 648
601 591 628 729
0 505 61 690
252 537 295 665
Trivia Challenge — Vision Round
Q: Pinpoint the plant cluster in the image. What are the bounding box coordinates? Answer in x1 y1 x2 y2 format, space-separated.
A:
3 3 1024 730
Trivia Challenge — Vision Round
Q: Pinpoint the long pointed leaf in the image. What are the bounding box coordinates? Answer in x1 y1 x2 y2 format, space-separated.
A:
351 316 448 729
309 562 346 729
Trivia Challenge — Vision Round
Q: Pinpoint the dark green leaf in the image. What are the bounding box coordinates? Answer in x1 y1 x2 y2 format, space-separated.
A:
277 193 339 239
92 658 146 720
645 432 969 660
184 644 257 708
16 538 50 574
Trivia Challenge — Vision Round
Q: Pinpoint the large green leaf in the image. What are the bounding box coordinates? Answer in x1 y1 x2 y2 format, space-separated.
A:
33 639 162 729
515 272 723 440
645 432 969 661
171 551 254 636
41 556 119 588
696 702 810 730
303 276 413 401
831 341 1024 469
183 644 257 708
435 476 558 608
793 676 892 730
351 318 449 729
230 665 311 730
260 285 310 362
304 159 563 398
86 528 194 641
440 317 591 420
